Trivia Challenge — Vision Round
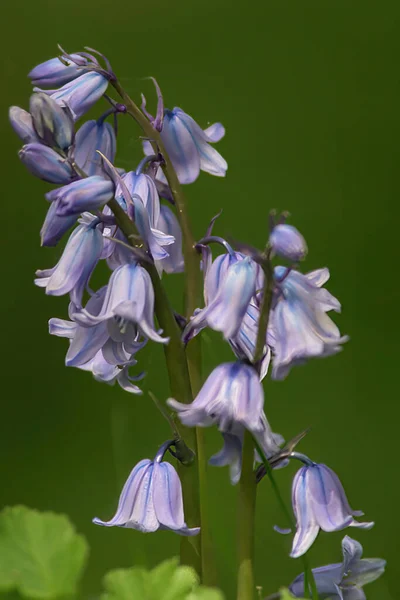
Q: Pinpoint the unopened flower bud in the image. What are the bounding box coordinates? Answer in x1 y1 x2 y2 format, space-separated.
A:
9 106 39 143
29 54 89 88
19 143 75 184
270 224 307 261
47 176 114 216
29 92 74 151
74 119 116 177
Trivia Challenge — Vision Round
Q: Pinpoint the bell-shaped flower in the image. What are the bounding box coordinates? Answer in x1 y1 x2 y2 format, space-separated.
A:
209 413 284 485
40 201 78 247
35 220 103 307
35 71 108 120
155 205 184 275
168 361 265 434
29 53 90 87
19 143 75 184
29 92 74 151
77 350 144 394
144 107 227 184
290 535 386 599
291 463 374 558
93 454 200 535
270 267 348 380
183 256 258 342
9 107 39 143
74 119 116 177
73 262 169 344
269 224 307 262
116 171 160 224
46 176 114 216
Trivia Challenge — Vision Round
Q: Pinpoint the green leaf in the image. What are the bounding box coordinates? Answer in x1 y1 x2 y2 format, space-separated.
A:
279 588 305 600
101 559 224 600
0 505 89 599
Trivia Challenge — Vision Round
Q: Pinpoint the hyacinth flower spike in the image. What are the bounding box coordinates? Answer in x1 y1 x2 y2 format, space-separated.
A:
290 461 374 559
93 441 200 535
289 535 386 599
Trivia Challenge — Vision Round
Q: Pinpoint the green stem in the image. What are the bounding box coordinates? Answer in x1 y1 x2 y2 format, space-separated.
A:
236 430 257 600
108 84 213 582
251 437 319 600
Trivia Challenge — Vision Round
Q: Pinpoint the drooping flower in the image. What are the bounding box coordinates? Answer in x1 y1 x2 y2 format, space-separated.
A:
168 361 265 433
19 143 75 184
183 254 258 342
35 220 103 306
46 176 114 216
9 106 40 143
269 224 307 262
40 201 78 247
270 267 348 380
155 204 184 275
93 448 200 535
144 107 227 184
35 71 108 120
29 92 74 151
29 53 90 88
72 262 169 344
290 462 374 558
74 119 116 177
289 535 386 599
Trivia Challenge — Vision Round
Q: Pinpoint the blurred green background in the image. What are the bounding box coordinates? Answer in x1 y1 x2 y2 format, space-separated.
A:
0 1 398 598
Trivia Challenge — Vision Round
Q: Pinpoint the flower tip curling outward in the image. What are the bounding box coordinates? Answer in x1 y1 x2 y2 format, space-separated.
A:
93 458 200 536
290 463 374 559
269 224 307 262
289 535 386 599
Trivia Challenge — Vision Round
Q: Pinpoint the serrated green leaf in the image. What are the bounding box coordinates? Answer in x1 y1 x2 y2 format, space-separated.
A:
0 505 89 599
101 559 224 600
279 588 305 600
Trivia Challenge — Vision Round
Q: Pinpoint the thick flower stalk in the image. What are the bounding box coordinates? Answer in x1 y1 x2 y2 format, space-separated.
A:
10 47 386 600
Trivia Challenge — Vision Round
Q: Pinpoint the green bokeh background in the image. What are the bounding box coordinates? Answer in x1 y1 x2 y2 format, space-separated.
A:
0 1 398 598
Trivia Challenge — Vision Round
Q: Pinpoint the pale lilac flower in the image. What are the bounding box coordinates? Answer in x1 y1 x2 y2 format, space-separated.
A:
116 171 160 224
144 108 226 184
40 201 78 247
291 463 374 558
290 535 386 599
19 143 75 184
72 262 169 344
9 107 39 143
46 176 114 216
29 53 90 87
155 205 184 275
74 119 116 177
29 92 74 150
270 224 307 262
35 221 103 306
270 267 348 380
93 451 200 535
77 350 143 394
183 255 258 342
35 72 108 120
168 361 265 433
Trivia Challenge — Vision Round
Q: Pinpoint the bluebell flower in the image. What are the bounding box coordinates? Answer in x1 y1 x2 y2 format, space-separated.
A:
35 220 103 307
46 176 114 216
35 72 108 120
155 204 184 275
29 92 74 151
290 535 386 599
209 414 285 485
183 255 258 342
116 171 160 224
72 262 169 344
9 106 39 143
19 143 75 184
290 463 374 558
40 201 78 247
270 267 348 380
93 455 200 535
74 119 116 177
168 361 265 434
144 108 227 184
269 224 307 262
29 53 90 88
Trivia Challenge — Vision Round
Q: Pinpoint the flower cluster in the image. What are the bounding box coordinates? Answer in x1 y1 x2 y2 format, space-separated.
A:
11 47 385 598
